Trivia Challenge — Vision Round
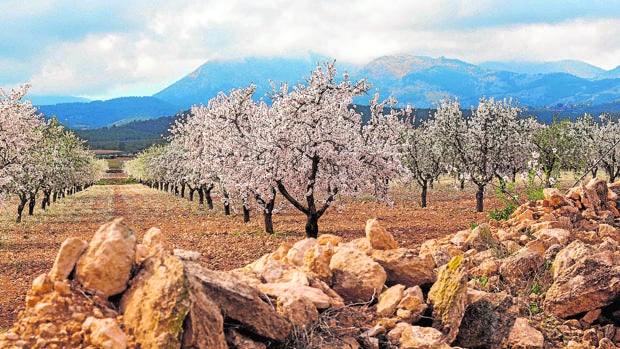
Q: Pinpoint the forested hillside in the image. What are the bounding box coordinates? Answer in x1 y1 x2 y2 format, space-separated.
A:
73 115 176 152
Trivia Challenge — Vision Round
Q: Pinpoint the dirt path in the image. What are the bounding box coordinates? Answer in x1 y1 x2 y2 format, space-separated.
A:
0 183 498 329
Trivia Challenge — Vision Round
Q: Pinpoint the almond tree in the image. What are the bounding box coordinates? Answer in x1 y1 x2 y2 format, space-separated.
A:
434 97 523 212
0 85 44 207
532 116 584 187
597 114 620 182
171 84 280 231
400 111 444 208
574 113 620 182
270 62 402 237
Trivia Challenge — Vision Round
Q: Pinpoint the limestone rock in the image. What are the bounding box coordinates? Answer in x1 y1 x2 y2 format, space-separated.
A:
396 286 427 323
507 317 545 348
599 224 620 241
82 317 127 349
465 223 501 252
499 246 544 288
455 289 516 349
427 255 468 344
551 240 594 280
260 259 309 285
75 218 136 296
544 188 570 208
419 239 452 268
317 233 342 246
285 238 320 267
545 247 620 318
183 261 291 342
365 218 398 250
49 238 87 281
387 323 452 349
120 251 190 349
376 284 405 316
182 275 227 349
302 242 334 283
340 237 374 254
372 248 435 287
257 282 331 309
450 230 470 249
535 228 572 247
330 247 387 303
276 293 319 329
143 227 170 257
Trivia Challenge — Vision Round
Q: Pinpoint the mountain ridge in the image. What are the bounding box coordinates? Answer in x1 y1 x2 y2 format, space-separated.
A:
33 54 620 129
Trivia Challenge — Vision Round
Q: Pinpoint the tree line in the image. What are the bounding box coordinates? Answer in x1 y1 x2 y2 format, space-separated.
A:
124 62 620 237
0 85 108 222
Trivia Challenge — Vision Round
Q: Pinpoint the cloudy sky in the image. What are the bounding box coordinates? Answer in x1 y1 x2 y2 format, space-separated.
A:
2 0 620 100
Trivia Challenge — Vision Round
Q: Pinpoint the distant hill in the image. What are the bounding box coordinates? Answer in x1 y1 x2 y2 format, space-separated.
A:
354 55 620 107
73 101 620 153
37 96 182 129
33 54 620 129
28 95 91 105
73 115 176 152
480 60 620 80
153 54 344 108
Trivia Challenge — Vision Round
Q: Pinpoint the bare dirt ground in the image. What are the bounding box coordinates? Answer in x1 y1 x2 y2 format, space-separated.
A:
0 183 500 329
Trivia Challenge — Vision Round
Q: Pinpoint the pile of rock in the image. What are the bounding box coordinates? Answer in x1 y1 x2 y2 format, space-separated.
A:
1 178 620 349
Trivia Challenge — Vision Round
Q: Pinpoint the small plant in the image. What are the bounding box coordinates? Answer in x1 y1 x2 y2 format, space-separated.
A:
489 204 516 221
530 282 543 296
469 222 479 230
472 276 489 287
527 302 541 315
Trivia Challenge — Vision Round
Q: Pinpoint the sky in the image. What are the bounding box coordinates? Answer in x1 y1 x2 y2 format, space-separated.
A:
1 0 620 100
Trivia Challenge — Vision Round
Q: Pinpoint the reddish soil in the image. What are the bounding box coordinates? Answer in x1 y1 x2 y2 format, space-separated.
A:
0 183 500 329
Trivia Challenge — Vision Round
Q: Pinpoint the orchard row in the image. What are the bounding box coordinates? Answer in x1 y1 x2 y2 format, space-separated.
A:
125 62 620 237
0 85 107 222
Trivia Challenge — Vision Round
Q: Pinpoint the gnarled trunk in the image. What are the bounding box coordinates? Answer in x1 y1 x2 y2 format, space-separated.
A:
420 180 428 208
243 205 250 223
475 183 485 213
28 192 36 215
16 195 28 223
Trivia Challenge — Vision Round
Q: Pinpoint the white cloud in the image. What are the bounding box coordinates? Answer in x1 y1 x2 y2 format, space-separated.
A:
8 0 620 99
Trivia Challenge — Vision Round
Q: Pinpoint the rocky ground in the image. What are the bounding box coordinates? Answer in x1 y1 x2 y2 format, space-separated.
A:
0 183 495 331
4 179 620 348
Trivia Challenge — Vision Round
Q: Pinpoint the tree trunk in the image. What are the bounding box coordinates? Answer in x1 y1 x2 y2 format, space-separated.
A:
256 191 276 234
198 186 204 205
180 183 186 198
223 191 230 216
420 180 428 208
305 213 319 239
475 184 485 213
28 192 36 215
205 186 214 210
41 190 51 210
460 178 465 190
263 211 274 235
16 195 27 223
53 192 58 203
243 205 250 223
189 188 195 201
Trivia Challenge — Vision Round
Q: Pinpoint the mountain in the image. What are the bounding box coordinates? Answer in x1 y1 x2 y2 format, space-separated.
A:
73 115 175 151
35 55 620 129
29 95 90 105
37 96 182 129
479 60 616 79
355 55 620 107
153 54 347 108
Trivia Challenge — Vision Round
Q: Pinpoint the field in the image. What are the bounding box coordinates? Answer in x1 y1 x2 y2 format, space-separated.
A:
0 181 504 329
